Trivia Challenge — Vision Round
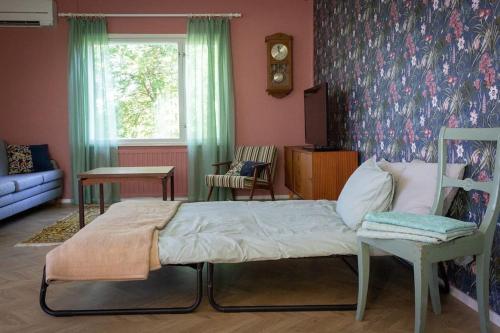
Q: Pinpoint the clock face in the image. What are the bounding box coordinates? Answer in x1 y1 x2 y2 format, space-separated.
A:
271 43 288 61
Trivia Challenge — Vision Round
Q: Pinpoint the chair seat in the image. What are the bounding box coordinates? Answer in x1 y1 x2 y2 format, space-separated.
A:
205 174 270 189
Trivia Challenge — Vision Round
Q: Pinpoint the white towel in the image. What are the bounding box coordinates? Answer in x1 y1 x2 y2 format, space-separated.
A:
357 229 442 243
361 221 476 242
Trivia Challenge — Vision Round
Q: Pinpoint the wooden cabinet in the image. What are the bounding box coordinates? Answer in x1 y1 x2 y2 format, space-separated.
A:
284 147 358 200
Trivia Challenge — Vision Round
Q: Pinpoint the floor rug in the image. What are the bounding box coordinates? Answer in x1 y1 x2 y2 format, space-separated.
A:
16 205 105 247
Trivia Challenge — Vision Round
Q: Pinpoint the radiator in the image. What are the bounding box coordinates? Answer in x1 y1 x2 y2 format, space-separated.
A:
118 146 188 198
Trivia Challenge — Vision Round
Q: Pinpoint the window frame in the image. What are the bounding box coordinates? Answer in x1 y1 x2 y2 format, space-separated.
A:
108 34 187 147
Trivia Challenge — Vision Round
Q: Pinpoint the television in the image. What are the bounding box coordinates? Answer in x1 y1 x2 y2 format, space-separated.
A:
304 82 333 150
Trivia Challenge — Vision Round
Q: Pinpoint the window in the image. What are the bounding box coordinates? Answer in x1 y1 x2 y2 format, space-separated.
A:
108 34 186 145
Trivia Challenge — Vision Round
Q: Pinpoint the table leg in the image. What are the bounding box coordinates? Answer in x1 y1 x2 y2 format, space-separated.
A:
170 173 175 201
162 177 168 201
99 183 104 214
78 179 84 229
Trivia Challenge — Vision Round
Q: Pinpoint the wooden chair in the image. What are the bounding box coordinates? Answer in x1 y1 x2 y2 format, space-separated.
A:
205 146 277 201
356 127 500 333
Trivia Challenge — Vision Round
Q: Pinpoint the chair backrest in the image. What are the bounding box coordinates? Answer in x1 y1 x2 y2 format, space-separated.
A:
432 127 500 247
234 146 278 181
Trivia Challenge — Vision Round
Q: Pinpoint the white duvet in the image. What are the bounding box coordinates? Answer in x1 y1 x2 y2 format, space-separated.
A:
158 200 367 265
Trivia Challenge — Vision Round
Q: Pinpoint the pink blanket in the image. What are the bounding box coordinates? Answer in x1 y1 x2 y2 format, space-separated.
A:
46 200 181 283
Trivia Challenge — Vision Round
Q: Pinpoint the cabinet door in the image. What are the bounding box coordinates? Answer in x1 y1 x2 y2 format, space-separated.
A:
293 151 313 199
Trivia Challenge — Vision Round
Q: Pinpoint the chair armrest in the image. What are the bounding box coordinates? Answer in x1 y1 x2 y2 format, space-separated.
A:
250 162 272 180
251 162 271 168
212 161 232 175
211 161 232 167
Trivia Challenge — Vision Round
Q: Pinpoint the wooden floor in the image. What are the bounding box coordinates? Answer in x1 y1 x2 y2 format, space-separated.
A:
0 203 497 333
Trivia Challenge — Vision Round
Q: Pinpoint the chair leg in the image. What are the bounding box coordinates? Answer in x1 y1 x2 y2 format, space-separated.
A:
249 186 256 201
476 253 491 333
414 259 430 333
429 262 442 315
207 187 214 201
268 183 275 201
356 240 370 321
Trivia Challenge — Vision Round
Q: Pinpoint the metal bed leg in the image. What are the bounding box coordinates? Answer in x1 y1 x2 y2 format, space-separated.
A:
40 263 204 317
207 263 357 312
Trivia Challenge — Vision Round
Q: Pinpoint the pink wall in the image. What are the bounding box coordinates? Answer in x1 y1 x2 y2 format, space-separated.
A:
0 0 313 199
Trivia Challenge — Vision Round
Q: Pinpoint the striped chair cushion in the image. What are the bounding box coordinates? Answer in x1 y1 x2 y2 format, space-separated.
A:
205 174 270 189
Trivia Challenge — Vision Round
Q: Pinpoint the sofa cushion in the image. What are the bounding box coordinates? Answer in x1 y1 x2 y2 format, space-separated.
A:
0 181 16 196
0 187 62 220
1 173 44 191
0 180 62 208
0 140 7 176
7 144 34 174
36 169 63 183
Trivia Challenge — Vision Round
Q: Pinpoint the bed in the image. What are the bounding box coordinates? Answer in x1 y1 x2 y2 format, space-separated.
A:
40 199 374 316
40 157 465 316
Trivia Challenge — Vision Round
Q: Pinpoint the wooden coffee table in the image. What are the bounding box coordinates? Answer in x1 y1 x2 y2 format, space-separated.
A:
77 166 175 229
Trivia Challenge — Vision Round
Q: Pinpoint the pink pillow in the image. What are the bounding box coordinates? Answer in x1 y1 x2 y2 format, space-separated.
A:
378 159 465 215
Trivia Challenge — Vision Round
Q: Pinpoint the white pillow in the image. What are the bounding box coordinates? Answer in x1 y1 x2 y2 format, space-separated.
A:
336 157 394 230
379 159 466 215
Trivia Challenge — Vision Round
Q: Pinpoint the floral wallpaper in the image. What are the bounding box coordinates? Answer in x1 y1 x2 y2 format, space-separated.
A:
314 0 499 312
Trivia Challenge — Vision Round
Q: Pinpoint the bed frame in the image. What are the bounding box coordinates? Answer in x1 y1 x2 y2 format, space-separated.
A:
39 263 204 317
207 255 358 312
39 256 359 316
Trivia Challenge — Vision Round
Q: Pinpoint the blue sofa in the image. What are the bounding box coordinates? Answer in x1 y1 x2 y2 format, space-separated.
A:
0 140 63 220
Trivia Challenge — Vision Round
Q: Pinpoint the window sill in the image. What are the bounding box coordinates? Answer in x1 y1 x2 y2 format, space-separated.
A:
118 140 187 147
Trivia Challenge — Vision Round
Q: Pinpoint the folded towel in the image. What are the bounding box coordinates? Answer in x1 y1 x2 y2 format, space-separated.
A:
357 229 443 244
361 221 476 242
364 211 476 234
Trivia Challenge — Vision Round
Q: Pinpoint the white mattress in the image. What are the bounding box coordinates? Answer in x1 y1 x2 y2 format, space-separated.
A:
158 200 367 265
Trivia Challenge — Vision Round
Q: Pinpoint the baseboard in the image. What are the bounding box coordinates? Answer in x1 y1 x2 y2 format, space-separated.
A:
450 286 500 328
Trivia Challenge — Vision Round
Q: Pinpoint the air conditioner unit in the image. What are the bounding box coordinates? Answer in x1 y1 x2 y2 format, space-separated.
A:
0 0 56 27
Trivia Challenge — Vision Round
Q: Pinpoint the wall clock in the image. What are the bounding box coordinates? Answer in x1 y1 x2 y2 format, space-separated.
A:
265 33 293 98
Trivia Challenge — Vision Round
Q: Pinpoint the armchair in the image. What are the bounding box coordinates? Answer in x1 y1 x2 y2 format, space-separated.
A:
205 146 277 201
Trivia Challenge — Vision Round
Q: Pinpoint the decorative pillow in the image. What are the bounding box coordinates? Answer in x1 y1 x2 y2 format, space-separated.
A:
226 161 245 176
226 161 263 177
336 157 394 230
386 159 466 215
377 158 407 182
240 161 262 177
30 144 54 172
7 144 34 174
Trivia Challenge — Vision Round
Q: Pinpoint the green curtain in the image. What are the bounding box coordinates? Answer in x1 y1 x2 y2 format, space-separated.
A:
68 18 119 204
186 18 235 201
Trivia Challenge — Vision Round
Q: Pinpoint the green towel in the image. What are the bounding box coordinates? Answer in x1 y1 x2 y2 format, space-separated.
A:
364 211 476 234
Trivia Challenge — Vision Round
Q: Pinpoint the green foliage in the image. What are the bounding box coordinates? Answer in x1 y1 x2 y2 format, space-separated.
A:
108 42 179 139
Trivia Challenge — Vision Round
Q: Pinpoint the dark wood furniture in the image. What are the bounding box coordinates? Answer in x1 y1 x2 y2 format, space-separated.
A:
265 33 293 98
77 166 175 229
284 147 358 200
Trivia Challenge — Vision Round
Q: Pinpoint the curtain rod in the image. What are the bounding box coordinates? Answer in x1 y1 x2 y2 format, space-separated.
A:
58 13 242 18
